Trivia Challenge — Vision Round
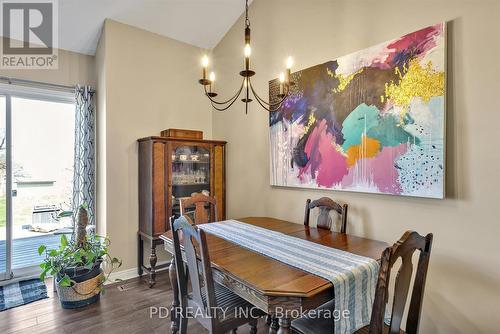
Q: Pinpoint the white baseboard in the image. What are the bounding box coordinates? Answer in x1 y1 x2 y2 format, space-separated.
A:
105 260 170 285
0 262 170 288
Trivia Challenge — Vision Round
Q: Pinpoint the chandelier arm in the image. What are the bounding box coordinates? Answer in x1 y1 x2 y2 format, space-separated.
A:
248 80 270 106
210 101 229 112
203 79 245 105
250 91 284 112
266 97 288 112
249 78 287 107
248 78 289 107
208 80 245 111
210 93 241 111
247 81 284 112
252 89 284 112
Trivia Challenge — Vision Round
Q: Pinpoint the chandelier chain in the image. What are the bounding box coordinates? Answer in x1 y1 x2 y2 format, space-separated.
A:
245 0 250 28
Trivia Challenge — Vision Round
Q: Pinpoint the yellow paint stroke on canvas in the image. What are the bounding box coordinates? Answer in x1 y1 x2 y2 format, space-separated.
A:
327 68 364 93
346 135 381 167
383 59 444 122
301 112 316 138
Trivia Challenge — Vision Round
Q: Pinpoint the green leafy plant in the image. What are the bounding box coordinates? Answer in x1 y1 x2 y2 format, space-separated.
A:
38 233 122 288
56 210 73 219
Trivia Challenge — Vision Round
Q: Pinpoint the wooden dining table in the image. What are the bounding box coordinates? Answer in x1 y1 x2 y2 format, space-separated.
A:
160 217 388 334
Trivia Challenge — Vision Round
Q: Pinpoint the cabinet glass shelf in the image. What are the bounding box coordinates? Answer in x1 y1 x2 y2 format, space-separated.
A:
172 161 210 164
172 183 210 186
171 145 210 202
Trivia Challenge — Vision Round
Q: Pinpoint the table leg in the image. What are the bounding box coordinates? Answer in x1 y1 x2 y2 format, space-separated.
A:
169 257 180 334
277 318 291 334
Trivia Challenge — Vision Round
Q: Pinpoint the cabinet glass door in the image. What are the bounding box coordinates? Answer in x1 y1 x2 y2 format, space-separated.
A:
171 146 210 218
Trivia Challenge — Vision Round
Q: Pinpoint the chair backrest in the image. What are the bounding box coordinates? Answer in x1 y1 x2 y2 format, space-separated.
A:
170 215 219 322
180 193 218 225
304 197 348 233
369 231 433 334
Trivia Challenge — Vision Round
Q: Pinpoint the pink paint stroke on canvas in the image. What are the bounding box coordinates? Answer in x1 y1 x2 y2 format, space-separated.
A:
385 23 443 66
370 144 408 194
299 119 348 188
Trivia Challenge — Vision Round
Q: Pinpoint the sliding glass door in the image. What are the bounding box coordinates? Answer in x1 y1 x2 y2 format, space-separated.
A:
0 86 74 281
0 96 9 280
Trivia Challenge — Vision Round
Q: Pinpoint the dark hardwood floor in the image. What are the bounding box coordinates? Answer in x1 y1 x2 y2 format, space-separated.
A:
0 274 269 334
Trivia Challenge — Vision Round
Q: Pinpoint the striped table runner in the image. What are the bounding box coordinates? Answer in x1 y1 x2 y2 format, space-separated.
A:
198 219 379 334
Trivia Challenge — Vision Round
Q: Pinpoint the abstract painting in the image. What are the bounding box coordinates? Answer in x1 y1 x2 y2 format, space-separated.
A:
269 23 446 198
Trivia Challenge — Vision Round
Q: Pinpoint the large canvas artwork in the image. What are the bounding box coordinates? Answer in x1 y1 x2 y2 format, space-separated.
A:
269 23 446 199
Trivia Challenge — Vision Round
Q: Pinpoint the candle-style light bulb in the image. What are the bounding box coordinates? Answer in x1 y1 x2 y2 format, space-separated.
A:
279 72 285 96
202 55 209 68
285 56 293 84
209 72 215 93
279 72 285 83
201 55 209 81
244 44 251 71
244 44 252 58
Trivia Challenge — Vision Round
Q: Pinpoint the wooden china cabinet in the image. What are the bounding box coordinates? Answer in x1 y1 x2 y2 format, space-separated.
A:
137 129 226 287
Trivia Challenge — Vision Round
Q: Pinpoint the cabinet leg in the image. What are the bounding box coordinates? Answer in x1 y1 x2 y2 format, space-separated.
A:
169 258 180 334
148 243 157 288
138 234 144 277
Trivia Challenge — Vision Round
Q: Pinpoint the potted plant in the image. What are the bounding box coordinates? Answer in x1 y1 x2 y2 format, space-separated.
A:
38 205 122 309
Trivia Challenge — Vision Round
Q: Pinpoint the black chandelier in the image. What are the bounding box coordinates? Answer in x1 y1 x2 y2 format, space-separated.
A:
198 0 294 113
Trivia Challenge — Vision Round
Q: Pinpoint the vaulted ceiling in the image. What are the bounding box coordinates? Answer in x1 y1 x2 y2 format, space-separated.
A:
55 0 252 55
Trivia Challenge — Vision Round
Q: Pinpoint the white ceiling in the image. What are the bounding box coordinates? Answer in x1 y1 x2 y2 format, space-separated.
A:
56 0 251 55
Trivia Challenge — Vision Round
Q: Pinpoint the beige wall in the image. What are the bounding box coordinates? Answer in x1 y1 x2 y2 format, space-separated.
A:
212 0 500 332
95 23 107 239
0 39 95 87
96 20 212 270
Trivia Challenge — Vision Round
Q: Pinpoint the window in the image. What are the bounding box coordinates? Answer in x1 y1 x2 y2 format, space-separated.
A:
0 84 75 280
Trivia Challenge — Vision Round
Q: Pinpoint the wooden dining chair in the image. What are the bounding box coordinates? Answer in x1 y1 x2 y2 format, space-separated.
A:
291 230 433 334
180 193 218 225
170 215 264 334
304 197 348 233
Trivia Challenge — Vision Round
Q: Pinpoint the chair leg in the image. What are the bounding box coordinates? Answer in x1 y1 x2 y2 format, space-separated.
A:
169 258 180 334
277 318 291 334
250 318 258 334
179 310 188 334
270 316 279 333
